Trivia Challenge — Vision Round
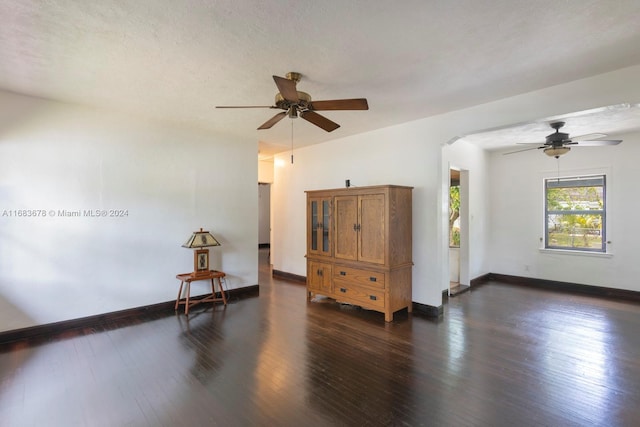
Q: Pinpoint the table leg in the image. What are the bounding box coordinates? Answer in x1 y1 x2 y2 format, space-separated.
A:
210 278 217 309
185 281 191 315
217 277 227 305
175 280 185 311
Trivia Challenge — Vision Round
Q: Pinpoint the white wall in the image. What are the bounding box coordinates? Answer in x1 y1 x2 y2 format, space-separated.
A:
271 64 640 310
258 183 271 245
449 248 460 283
258 159 274 183
4 67 639 331
258 159 273 246
489 129 640 291
272 121 443 307
0 90 258 332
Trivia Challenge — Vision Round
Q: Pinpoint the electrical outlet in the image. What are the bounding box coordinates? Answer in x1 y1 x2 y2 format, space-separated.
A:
524 265 530 272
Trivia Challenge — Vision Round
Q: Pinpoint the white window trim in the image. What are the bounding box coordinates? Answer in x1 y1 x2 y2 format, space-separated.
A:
538 248 613 258
539 166 612 256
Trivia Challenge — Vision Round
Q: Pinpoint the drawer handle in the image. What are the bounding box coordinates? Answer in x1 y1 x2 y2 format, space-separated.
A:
340 271 346 276
369 277 377 282
340 288 347 293
369 295 377 301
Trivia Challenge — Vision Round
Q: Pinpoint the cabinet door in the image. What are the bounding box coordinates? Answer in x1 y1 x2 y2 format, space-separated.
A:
334 195 358 261
308 261 332 294
358 194 385 264
308 197 332 257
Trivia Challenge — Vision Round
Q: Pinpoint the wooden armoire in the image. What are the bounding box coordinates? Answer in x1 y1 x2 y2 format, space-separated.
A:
306 185 413 322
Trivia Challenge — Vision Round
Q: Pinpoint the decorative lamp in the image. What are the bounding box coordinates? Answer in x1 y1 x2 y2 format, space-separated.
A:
182 228 221 276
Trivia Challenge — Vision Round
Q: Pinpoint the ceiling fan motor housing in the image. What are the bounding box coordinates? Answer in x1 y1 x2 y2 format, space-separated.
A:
275 91 312 112
547 131 570 145
546 122 572 147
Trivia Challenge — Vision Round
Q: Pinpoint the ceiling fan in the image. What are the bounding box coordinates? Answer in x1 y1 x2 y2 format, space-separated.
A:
216 72 368 132
505 121 622 158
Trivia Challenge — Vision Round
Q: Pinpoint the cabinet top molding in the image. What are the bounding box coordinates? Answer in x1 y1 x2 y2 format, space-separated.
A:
305 184 413 194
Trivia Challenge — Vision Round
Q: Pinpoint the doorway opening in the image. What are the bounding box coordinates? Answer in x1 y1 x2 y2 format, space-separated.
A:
258 182 272 270
449 167 469 296
258 182 271 249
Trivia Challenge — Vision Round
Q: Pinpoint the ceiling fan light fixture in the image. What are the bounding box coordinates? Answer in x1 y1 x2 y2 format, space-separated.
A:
544 146 570 158
217 72 368 132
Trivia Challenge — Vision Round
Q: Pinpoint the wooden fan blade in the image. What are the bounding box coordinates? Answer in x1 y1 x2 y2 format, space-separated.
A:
573 139 622 146
301 111 340 132
258 112 287 130
309 98 369 111
216 105 275 109
273 75 299 103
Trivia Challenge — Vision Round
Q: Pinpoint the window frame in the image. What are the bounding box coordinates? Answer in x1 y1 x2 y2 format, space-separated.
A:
544 174 607 253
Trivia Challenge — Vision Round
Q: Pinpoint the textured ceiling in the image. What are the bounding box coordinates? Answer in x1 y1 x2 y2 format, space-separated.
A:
2 0 640 158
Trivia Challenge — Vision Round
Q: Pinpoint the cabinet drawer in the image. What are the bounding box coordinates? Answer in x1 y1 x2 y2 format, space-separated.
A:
333 266 385 289
334 281 385 309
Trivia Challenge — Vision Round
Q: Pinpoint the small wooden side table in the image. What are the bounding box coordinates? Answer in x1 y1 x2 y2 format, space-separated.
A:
175 270 227 315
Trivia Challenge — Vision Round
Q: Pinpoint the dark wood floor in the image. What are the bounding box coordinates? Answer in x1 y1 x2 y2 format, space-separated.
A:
2 250 640 426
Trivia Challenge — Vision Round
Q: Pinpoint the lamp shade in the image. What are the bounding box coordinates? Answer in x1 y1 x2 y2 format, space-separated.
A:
182 228 221 248
544 146 571 158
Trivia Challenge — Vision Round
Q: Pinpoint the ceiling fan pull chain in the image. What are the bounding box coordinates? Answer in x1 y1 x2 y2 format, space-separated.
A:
291 119 294 164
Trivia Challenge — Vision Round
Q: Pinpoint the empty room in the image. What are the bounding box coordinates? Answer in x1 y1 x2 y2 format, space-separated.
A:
2 1 640 425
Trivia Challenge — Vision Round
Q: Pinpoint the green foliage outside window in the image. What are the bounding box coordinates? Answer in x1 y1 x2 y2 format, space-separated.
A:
449 186 460 247
545 176 605 251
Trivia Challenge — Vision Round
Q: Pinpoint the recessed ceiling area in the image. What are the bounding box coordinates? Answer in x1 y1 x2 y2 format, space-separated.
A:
457 103 640 153
2 1 640 159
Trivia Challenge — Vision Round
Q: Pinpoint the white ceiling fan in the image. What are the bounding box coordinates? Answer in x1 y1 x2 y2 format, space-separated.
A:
504 121 622 158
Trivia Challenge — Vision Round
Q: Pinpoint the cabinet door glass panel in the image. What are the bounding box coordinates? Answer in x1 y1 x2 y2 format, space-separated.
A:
311 200 318 251
309 197 331 257
322 200 330 252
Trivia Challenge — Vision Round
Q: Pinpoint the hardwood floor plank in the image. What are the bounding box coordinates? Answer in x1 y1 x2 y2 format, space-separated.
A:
2 252 640 426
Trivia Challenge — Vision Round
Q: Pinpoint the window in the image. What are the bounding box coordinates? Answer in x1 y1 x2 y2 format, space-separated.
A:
545 175 606 252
